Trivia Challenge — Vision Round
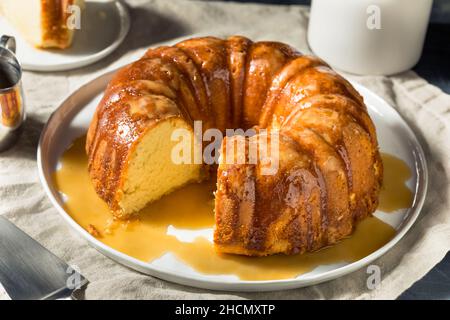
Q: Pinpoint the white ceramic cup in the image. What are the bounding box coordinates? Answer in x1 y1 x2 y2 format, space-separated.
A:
307 0 433 75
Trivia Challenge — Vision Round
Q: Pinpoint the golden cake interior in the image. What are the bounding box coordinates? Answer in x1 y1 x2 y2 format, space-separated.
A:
118 118 205 217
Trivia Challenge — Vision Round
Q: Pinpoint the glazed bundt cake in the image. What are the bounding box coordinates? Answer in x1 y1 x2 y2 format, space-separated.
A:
86 36 383 256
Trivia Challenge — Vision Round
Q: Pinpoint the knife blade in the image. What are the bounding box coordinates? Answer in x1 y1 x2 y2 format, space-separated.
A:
0 216 88 300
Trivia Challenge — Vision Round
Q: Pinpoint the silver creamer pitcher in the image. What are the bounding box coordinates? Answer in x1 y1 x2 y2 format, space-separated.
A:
0 35 25 152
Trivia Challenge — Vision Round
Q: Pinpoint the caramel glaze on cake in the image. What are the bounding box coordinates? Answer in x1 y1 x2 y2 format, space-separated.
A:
86 36 383 256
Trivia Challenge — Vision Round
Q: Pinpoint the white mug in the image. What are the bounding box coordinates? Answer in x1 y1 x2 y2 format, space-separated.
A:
307 0 433 75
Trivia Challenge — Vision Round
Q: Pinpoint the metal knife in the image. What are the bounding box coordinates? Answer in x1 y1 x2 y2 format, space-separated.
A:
0 216 88 300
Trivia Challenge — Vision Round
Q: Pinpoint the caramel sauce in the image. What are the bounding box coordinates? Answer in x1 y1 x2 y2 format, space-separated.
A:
53 137 409 281
378 153 414 212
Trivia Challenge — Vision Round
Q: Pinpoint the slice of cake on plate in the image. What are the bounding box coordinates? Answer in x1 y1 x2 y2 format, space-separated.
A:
0 0 85 49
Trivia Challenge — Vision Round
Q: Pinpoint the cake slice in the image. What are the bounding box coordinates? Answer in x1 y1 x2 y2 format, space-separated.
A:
0 0 85 49
85 64 209 218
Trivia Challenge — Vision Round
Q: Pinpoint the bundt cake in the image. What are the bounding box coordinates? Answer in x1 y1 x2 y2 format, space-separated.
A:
86 36 383 256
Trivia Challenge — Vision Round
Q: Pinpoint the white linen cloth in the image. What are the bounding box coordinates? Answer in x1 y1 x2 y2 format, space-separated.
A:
1 0 449 299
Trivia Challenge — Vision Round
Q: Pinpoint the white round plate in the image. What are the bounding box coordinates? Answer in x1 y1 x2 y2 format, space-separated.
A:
37 70 428 292
0 0 130 72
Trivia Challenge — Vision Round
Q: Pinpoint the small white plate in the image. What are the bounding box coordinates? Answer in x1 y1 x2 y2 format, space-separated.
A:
37 70 428 292
0 0 130 72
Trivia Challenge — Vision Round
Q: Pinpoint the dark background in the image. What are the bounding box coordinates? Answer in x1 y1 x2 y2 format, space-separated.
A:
215 0 450 94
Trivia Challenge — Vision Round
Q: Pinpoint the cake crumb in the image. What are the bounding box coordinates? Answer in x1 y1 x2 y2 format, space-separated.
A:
87 224 101 238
